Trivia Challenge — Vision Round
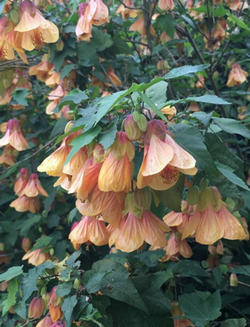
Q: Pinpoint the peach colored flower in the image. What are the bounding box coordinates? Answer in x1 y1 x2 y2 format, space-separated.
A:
129 13 155 36
137 120 197 190
10 195 41 213
0 145 18 166
14 167 29 196
116 0 138 19
29 54 54 83
227 63 248 87
22 248 51 266
0 119 29 151
14 0 59 51
158 0 175 11
98 132 135 193
19 173 48 197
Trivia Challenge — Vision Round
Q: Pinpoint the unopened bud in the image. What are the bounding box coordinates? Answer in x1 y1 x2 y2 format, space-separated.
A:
200 178 209 191
22 238 31 253
64 121 74 133
137 114 148 132
73 278 81 289
42 292 51 309
49 305 63 322
132 111 140 122
36 315 53 327
49 248 54 256
187 185 199 205
230 273 238 287
63 107 74 121
28 297 45 319
0 281 8 291
0 243 5 251
124 114 144 141
56 40 64 52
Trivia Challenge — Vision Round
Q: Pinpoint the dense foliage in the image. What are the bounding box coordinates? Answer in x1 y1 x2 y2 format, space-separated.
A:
1 0 250 326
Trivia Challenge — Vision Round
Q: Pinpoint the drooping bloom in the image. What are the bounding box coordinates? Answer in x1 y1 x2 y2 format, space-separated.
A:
158 0 175 11
28 297 45 319
19 173 48 197
227 63 248 87
226 0 248 10
29 54 55 83
10 195 41 213
181 186 246 244
137 120 197 190
161 106 177 119
69 215 110 248
36 315 53 327
68 143 104 199
46 85 67 115
14 0 59 51
14 167 29 196
37 132 78 176
22 248 51 266
116 0 138 19
0 119 29 151
106 67 122 87
98 132 135 193
109 190 170 252
76 0 109 41
129 13 155 36
76 184 125 227
0 145 18 166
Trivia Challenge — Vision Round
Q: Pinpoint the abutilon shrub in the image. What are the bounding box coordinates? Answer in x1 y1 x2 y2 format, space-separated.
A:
1 0 250 326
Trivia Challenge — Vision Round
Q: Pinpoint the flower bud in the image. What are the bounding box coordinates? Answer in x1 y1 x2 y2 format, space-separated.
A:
50 286 61 307
22 238 31 253
28 297 45 319
124 114 144 141
64 121 74 133
187 185 199 205
132 111 140 122
73 278 81 289
36 315 53 327
123 192 143 218
49 305 63 322
64 107 74 121
56 40 64 52
200 178 209 191
230 273 238 287
134 187 152 210
137 114 148 132
0 243 4 251
42 292 50 308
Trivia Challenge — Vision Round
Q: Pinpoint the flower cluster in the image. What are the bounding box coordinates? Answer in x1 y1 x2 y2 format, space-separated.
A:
10 167 48 213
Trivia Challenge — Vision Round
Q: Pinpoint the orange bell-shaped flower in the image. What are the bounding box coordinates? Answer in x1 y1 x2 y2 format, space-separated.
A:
0 119 29 151
227 63 248 87
14 167 29 196
137 120 197 190
22 248 51 266
19 173 48 197
98 132 135 193
14 0 59 51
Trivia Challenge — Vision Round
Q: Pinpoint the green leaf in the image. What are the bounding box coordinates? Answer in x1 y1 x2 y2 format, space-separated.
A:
192 111 214 127
2 279 18 316
92 259 148 313
134 249 166 268
68 207 78 223
221 318 247 327
141 286 172 314
186 95 230 105
56 282 73 297
44 187 58 216
156 14 175 38
62 295 78 327
98 121 117 149
212 117 250 139
179 290 221 326
145 81 168 108
0 266 23 282
149 271 173 288
66 249 82 266
170 124 218 175
60 267 71 282
64 125 101 165
58 89 88 109
215 162 249 191
20 215 41 235
227 14 250 32
164 64 210 79
22 262 54 301
12 88 29 106
138 92 168 122
172 260 209 277
205 133 244 180
110 35 133 54
13 301 27 319
30 236 52 252
60 64 75 79
86 272 111 293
